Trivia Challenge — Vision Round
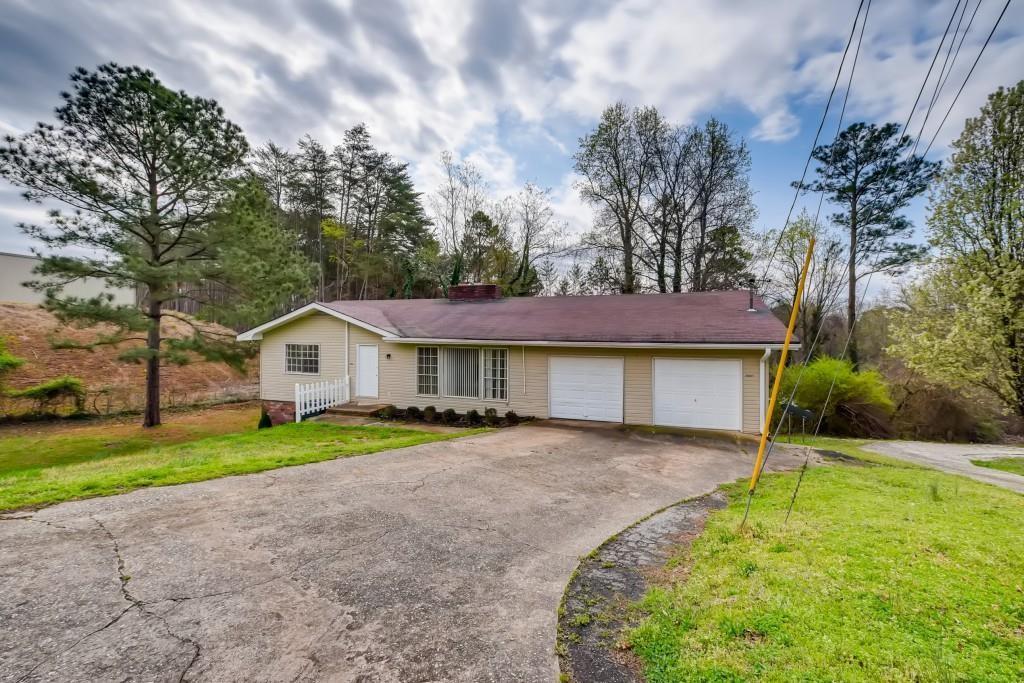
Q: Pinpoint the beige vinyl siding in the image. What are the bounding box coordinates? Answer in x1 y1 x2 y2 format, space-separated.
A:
520 347 763 433
257 311 766 433
380 343 764 434
376 341 547 415
259 313 347 401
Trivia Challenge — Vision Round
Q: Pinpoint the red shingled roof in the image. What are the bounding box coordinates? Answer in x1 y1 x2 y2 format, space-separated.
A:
321 290 791 345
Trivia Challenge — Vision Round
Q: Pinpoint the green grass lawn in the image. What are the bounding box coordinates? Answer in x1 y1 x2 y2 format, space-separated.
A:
973 457 1024 476
0 404 259 474
629 453 1024 681
0 415 484 512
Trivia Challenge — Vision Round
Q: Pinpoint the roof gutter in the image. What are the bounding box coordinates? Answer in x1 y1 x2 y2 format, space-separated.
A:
381 337 798 351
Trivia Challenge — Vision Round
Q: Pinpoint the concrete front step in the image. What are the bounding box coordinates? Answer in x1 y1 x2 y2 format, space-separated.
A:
326 402 389 417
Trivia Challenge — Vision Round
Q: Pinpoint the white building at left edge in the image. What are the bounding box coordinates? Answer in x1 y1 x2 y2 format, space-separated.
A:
0 251 136 305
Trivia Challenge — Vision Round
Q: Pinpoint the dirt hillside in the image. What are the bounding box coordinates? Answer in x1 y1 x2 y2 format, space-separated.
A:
0 302 257 414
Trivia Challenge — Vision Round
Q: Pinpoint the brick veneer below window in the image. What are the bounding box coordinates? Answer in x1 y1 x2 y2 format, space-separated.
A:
262 399 296 425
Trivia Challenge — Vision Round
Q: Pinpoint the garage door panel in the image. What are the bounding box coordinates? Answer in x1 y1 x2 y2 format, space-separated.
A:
549 357 623 422
653 358 741 430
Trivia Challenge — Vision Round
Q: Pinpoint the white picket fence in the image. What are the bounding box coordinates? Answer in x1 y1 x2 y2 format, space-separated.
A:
294 378 349 423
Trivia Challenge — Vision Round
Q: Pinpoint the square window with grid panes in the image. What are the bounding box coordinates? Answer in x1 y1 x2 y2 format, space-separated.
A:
285 343 319 374
417 347 439 396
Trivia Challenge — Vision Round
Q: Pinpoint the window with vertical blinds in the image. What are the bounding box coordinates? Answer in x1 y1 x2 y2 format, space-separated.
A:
443 347 481 398
483 348 507 400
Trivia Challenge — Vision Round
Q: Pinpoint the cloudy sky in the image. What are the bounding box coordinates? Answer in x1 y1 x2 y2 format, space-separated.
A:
1 0 1021 260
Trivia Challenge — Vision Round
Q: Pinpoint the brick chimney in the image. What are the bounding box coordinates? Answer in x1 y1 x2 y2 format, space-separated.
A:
448 283 503 301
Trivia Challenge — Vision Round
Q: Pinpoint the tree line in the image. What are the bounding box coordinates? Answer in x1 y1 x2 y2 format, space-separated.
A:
250 133 565 302
569 103 756 295
2 62 1020 430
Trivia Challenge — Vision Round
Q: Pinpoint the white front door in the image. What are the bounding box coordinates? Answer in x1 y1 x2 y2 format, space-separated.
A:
356 344 379 398
549 356 624 422
653 358 742 430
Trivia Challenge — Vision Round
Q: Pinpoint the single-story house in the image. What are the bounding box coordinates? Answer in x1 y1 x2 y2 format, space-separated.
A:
237 284 794 433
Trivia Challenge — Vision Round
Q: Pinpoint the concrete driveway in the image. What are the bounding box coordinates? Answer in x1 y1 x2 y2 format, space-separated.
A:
0 423 800 682
863 441 1024 493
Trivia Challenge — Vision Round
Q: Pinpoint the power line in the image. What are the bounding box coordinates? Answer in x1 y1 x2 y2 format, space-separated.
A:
750 0 960 487
741 0 877 528
852 0 970 229
757 0 868 285
934 0 986 107
781 0 1016 523
748 0 994 519
920 0 970 139
921 0 1012 157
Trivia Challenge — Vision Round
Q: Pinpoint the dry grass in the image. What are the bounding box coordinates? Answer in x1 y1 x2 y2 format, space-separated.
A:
0 402 260 471
0 302 257 414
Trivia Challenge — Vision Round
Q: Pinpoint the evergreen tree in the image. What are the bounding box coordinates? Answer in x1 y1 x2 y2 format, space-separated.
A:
0 64 311 427
289 135 337 300
799 122 939 365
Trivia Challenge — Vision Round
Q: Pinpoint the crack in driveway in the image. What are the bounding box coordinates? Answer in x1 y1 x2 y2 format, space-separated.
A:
1 424 803 681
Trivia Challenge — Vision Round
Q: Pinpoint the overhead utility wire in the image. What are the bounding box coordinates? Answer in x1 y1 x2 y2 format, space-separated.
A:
921 0 1012 157
740 1 873 528
748 0 977 512
756 0 868 286
782 0 1014 523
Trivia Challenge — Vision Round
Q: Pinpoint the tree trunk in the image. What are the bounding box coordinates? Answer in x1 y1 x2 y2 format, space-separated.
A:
692 210 707 292
656 221 668 293
672 220 683 292
622 223 636 294
1006 327 1024 419
143 297 162 428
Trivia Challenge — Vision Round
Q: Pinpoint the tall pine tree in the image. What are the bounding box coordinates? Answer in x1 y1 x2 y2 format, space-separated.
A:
798 122 939 365
0 64 310 427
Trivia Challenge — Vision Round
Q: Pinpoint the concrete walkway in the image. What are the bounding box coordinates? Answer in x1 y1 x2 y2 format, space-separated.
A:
0 422 801 682
863 441 1024 493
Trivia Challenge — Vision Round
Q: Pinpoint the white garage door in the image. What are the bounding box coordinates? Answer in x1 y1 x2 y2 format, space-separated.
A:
653 358 742 431
549 356 624 422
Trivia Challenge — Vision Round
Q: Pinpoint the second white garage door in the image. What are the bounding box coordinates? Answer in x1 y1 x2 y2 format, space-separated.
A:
549 356 624 422
653 358 742 431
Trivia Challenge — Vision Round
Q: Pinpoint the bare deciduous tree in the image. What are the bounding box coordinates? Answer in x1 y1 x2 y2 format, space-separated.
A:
573 102 661 293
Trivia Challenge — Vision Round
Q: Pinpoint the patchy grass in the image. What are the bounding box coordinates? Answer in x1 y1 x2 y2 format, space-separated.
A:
0 416 486 512
0 403 259 474
973 457 1024 477
629 462 1024 681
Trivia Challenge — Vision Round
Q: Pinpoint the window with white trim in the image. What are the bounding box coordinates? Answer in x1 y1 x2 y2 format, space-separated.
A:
443 347 480 399
417 347 439 396
483 348 507 400
285 343 319 374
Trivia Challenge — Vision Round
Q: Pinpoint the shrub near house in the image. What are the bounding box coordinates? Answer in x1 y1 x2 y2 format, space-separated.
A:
775 357 894 438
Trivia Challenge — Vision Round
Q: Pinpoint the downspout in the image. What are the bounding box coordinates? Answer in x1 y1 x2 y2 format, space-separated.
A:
522 346 527 395
759 346 771 434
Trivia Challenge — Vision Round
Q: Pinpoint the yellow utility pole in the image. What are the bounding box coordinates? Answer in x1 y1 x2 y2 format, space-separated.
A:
747 237 815 495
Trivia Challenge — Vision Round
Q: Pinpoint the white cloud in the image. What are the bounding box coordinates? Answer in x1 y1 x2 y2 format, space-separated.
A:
751 107 801 142
548 172 593 240
0 0 1021 252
